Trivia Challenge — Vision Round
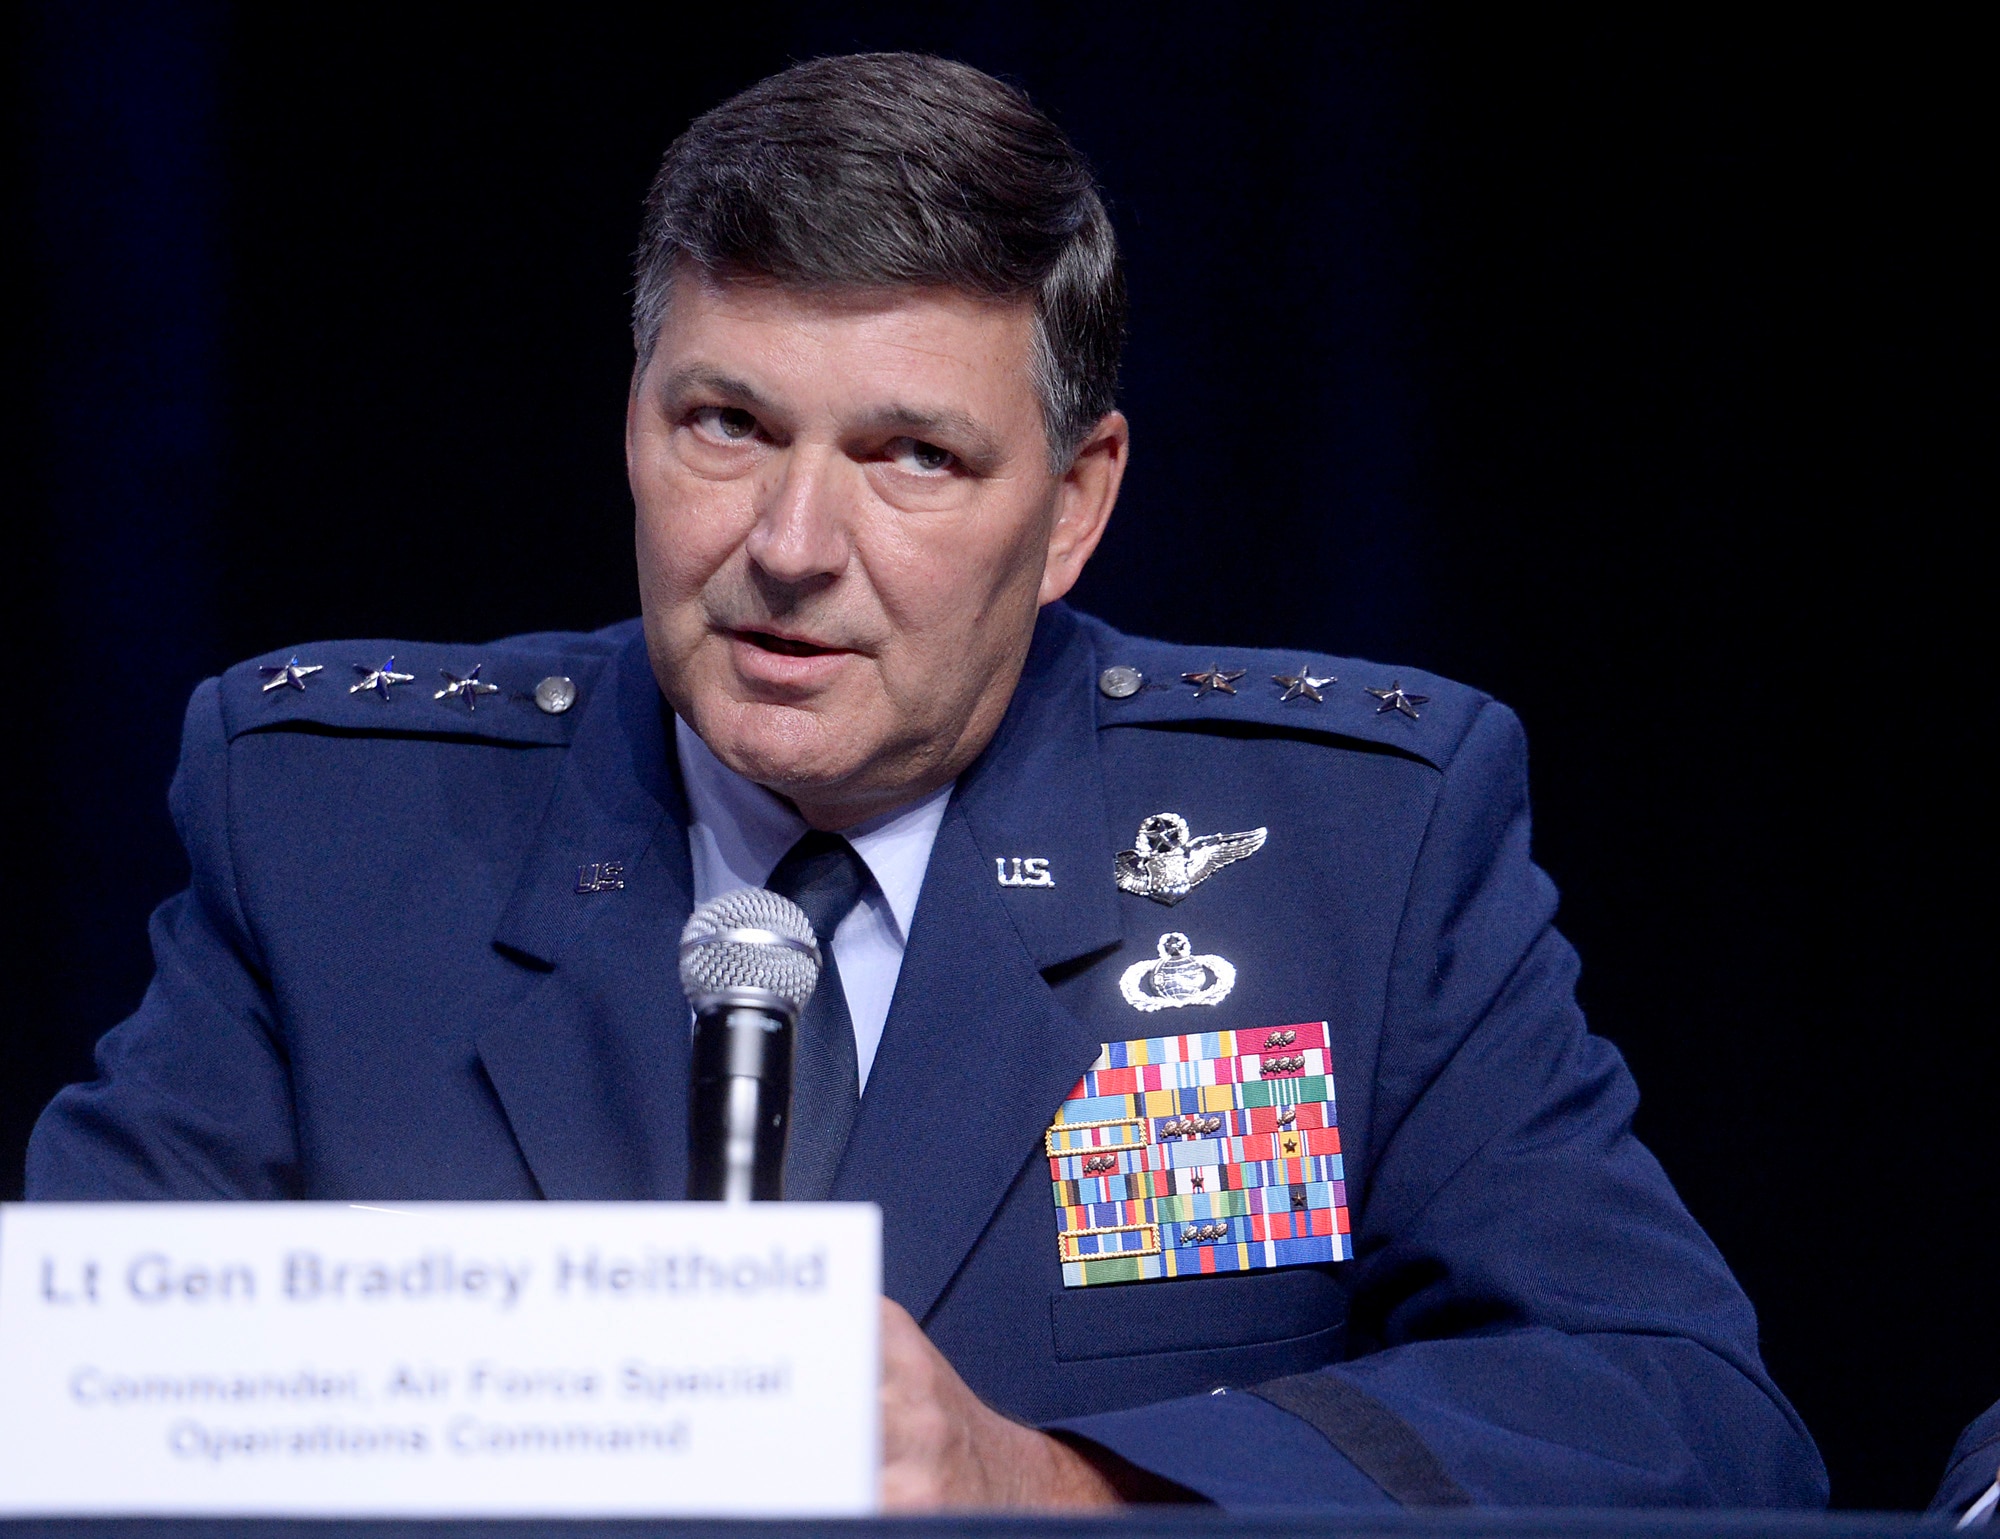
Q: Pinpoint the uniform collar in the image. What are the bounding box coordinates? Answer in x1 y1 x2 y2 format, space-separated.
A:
479 624 694 1198
674 715 950 943
475 607 1122 1222
835 603 1125 1317
945 601 1123 972
490 625 687 968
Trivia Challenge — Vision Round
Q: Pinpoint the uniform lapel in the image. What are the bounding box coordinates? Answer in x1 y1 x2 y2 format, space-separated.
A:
479 628 696 1199
834 606 1122 1318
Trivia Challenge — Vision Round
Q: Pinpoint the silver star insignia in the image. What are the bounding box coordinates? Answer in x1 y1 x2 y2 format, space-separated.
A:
1366 680 1429 719
435 664 500 709
350 657 415 700
1273 665 1335 703
258 655 323 692
1114 813 1268 905
1182 663 1246 696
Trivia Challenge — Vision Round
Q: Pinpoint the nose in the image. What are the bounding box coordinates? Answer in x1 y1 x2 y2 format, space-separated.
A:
743 444 851 588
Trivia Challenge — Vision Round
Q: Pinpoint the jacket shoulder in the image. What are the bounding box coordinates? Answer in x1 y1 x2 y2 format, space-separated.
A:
213 619 640 746
1071 612 1494 773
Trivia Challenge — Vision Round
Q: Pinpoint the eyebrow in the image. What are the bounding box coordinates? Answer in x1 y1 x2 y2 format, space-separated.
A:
661 366 1008 470
656 366 778 417
856 404 1005 469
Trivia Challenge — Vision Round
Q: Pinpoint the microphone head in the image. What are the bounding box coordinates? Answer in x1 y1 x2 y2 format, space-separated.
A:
679 887 822 1019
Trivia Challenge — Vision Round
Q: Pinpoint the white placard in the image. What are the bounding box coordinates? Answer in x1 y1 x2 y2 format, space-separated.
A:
0 1202 880 1517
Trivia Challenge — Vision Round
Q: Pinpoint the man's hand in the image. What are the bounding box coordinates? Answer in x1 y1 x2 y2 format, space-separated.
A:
879 1296 1123 1511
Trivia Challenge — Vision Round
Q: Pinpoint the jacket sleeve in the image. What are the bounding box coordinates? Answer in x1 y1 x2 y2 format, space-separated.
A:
1050 700 1829 1509
26 678 301 1199
1932 1401 2000 1520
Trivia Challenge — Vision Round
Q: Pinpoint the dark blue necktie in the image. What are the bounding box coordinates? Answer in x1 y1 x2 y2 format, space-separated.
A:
765 830 871 1200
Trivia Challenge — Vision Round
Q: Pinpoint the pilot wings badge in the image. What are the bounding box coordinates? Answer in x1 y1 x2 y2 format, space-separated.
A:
1114 813 1267 905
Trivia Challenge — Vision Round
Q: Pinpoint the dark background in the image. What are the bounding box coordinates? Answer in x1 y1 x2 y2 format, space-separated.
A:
7 0 1987 1512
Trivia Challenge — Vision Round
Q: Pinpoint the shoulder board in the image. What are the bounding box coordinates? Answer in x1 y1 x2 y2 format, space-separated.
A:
217 628 625 746
1087 631 1486 773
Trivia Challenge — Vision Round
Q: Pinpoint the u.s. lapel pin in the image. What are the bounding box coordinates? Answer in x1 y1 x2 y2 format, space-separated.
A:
996 857 1055 888
575 862 625 894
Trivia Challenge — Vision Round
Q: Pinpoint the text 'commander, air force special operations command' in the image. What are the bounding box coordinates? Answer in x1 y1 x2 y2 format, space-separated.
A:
28 52 1829 1514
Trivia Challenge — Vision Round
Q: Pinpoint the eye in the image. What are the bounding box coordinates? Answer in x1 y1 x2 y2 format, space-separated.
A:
690 405 760 443
886 437 957 475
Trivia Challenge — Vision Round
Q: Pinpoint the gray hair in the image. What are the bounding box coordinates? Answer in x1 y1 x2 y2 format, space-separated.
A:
631 53 1126 470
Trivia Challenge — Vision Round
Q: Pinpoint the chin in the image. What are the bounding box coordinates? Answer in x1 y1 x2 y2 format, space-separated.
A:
698 696 868 797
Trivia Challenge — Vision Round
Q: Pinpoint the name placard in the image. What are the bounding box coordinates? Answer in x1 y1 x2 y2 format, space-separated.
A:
0 1202 879 1516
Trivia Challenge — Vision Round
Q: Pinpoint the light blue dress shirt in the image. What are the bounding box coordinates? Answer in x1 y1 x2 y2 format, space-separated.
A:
675 717 951 1090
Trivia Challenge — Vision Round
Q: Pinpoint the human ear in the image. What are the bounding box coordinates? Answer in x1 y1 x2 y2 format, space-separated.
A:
1038 411 1129 606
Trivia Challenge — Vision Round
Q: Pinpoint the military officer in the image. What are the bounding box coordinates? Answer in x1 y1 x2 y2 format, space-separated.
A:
29 53 1828 1512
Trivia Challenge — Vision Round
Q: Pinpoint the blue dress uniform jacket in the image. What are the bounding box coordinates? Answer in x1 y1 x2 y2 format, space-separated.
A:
1934 1401 2000 1520
28 603 1827 1510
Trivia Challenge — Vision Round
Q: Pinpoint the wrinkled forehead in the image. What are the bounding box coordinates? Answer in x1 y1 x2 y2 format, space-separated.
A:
639 273 1047 438
641 263 1037 368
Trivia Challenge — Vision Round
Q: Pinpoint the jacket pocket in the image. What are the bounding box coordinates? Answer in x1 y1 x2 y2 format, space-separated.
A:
1049 1264 1346 1363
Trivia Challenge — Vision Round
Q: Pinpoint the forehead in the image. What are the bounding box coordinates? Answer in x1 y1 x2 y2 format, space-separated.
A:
648 275 1041 410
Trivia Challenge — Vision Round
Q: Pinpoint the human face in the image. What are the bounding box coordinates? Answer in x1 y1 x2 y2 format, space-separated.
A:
627 275 1126 829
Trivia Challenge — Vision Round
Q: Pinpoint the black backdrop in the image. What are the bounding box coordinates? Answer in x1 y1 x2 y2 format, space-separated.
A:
8 1 1988 1512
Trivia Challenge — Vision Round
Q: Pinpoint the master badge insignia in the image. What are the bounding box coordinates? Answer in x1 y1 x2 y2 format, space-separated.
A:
1044 1022 1351 1287
1114 813 1266 905
1120 932 1236 1011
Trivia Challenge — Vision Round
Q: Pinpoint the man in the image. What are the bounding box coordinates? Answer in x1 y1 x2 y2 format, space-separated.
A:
30 54 1826 1511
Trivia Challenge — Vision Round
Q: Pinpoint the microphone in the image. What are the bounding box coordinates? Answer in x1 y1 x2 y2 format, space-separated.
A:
679 888 822 1202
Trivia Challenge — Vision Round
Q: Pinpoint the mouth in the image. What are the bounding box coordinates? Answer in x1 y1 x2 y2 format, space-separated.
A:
728 628 850 658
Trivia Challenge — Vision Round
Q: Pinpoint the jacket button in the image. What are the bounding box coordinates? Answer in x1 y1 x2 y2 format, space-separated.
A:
1098 665 1143 699
533 675 577 715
